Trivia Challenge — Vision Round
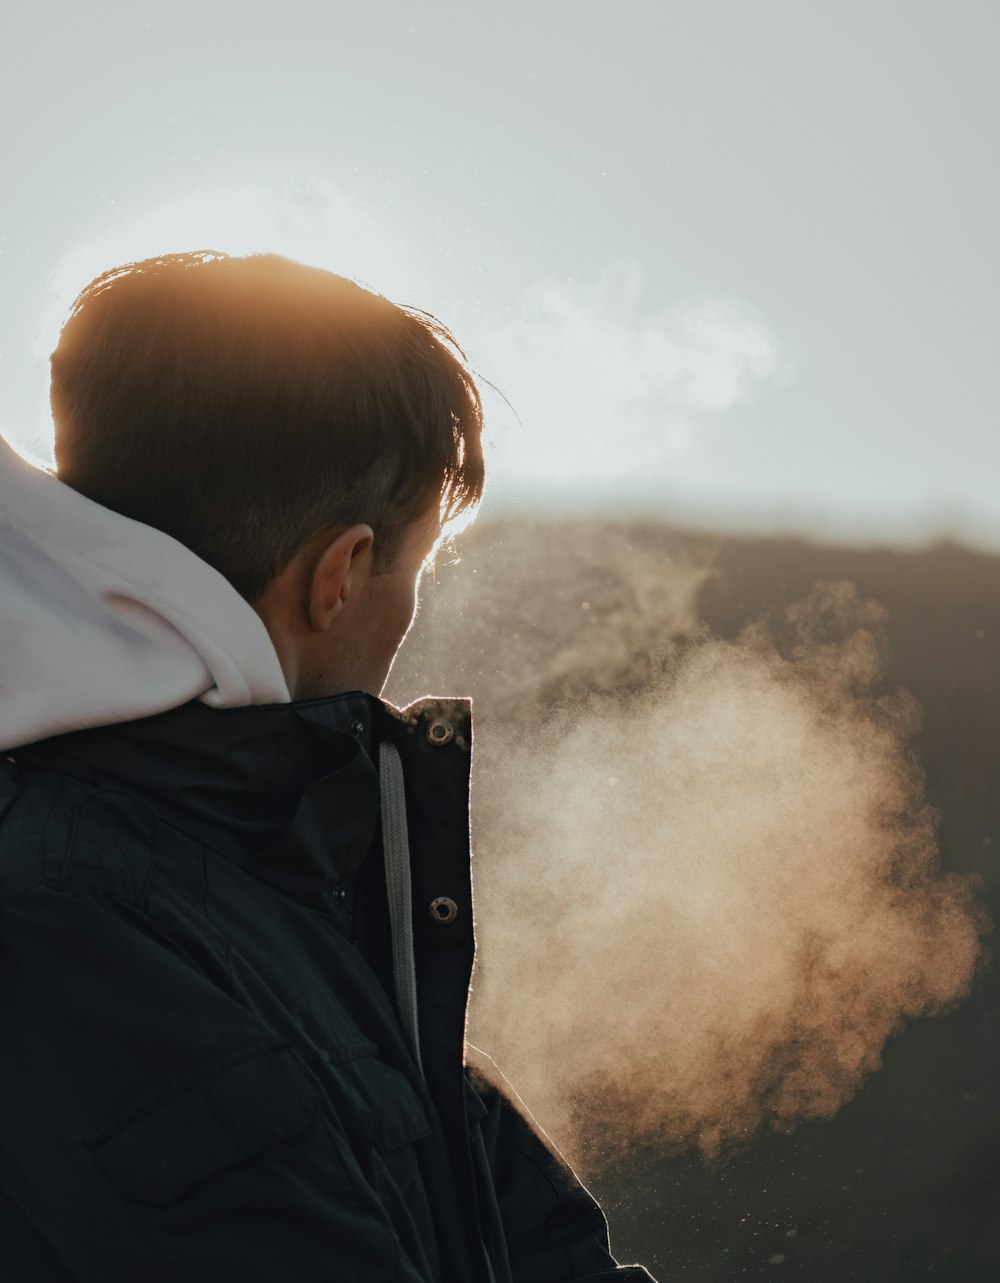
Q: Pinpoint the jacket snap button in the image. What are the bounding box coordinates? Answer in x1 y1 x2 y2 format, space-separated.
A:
349 718 364 736
429 896 459 925
427 719 454 746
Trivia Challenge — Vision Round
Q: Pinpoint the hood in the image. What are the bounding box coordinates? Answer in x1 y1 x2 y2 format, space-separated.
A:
0 435 290 750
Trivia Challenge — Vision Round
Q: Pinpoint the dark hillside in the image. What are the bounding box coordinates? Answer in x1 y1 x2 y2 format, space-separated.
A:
606 535 1000 1281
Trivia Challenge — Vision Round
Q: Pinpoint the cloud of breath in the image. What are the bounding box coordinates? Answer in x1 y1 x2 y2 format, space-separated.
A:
389 525 988 1175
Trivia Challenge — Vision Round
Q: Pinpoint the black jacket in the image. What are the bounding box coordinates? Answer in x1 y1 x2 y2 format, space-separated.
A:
0 691 653 1282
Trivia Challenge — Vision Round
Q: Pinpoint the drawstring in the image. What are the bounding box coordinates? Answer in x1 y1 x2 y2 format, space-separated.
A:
379 738 509 1283
378 740 424 1079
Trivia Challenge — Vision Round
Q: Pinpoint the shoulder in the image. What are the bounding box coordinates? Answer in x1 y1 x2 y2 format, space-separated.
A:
0 755 61 907
0 753 176 912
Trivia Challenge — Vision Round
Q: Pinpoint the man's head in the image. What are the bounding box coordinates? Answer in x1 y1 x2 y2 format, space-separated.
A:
50 251 485 698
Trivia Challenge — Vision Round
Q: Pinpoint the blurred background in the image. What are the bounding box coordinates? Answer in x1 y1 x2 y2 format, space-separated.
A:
3 3 999 1277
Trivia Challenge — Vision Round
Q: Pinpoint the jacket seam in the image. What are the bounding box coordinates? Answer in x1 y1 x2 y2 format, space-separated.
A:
1 1129 181 1283
83 1039 295 1151
39 771 73 884
0 877 66 916
58 785 160 905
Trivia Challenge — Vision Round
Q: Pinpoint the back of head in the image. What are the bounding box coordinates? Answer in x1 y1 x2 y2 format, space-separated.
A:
50 252 485 601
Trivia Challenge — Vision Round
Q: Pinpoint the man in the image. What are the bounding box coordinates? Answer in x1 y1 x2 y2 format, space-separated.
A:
0 252 654 1281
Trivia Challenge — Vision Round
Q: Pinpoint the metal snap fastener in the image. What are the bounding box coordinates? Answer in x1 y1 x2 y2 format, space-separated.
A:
427 719 454 746
349 718 364 736
429 896 459 925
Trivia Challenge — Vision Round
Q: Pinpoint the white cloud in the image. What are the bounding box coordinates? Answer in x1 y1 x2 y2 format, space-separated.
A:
472 260 791 497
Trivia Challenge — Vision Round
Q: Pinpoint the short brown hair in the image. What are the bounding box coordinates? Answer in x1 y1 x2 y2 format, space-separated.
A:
50 251 485 601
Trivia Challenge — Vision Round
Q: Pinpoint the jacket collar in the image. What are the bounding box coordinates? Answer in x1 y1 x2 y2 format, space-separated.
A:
18 693 416 907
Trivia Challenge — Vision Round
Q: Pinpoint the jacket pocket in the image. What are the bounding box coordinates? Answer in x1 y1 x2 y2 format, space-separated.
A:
91 1044 321 1207
320 1044 438 1278
327 1044 433 1153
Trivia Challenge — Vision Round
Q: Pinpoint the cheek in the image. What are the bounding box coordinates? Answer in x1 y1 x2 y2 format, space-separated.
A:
399 584 420 637
383 581 419 649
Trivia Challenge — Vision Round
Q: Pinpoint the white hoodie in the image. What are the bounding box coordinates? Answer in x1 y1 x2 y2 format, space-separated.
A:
0 435 291 751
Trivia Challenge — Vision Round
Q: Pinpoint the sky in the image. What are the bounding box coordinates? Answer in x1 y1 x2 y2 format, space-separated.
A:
2 1 998 548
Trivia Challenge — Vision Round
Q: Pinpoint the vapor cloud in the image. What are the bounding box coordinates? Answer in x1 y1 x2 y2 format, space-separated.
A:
474 262 789 495
388 523 989 1174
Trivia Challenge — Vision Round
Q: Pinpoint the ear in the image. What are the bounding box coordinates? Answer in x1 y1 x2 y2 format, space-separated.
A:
307 524 374 632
